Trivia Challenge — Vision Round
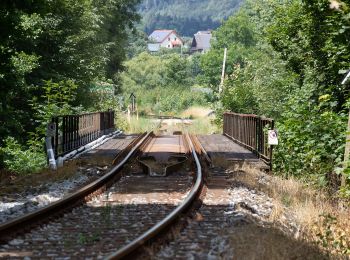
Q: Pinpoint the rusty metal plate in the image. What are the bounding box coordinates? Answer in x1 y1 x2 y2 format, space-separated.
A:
138 134 190 176
141 135 188 163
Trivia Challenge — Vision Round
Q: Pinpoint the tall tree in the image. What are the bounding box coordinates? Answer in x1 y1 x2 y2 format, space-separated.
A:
0 0 141 168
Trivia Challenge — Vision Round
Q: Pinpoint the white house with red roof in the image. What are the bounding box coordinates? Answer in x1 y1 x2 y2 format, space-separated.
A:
148 30 184 52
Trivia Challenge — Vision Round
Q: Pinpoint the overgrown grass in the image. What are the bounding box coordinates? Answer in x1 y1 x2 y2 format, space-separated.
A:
228 163 350 257
119 106 219 135
185 117 219 135
0 160 80 195
122 115 159 134
181 106 213 119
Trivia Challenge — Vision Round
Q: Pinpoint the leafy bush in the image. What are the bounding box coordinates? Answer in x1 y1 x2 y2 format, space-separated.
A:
133 86 207 115
31 80 79 136
201 0 350 194
273 69 347 185
120 52 209 115
274 107 346 184
0 137 46 174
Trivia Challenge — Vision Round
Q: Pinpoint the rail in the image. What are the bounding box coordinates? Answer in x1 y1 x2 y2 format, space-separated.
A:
106 133 203 259
223 112 274 165
51 110 115 157
0 132 149 242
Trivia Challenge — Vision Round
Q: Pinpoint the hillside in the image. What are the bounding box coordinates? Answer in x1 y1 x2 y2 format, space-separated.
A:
139 0 243 36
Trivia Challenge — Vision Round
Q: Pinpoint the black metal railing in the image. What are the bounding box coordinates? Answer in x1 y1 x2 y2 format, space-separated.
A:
223 112 274 165
51 110 115 157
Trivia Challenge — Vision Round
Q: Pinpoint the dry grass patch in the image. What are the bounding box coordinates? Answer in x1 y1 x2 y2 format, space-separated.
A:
228 163 350 257
0 156 112 196
227 224 327 259
181 106 213 119
123 116 159 134
0 160 80 196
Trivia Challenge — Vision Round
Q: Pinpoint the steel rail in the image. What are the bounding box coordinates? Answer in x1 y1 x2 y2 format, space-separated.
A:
0 132 151 241
106 133 203 260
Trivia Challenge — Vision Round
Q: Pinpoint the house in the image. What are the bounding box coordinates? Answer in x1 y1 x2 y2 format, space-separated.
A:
148 30 184 52
190 31 212 54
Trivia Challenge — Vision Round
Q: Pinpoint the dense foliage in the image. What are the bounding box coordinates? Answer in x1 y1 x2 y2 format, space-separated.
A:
120 52 207 115
0 0 141 171
138 0 242 36
201 0 350 189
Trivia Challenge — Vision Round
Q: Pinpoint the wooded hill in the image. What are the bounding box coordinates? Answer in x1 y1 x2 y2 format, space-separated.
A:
138 0 243 36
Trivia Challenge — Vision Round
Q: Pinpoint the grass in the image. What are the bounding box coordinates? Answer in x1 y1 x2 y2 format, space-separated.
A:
227 163 350 257
181 106 214 119
122 115 160 134
185 117 219 135
0 160 80 196
0 156 112 196
119 107 219 135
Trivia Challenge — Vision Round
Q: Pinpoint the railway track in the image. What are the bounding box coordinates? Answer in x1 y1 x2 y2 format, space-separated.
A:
0 131 205 259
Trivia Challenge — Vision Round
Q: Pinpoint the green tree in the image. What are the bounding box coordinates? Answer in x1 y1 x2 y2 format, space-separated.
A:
0 0 141 170
201 0 350 189
200 11 258 88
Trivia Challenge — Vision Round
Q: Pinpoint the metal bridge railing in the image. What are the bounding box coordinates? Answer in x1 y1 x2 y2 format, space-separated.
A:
223 112 275 166
51 110 115 158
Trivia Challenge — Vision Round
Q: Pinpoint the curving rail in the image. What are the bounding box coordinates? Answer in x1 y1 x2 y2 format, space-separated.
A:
106 133 203 259
0 130 204 260
0 132 151 242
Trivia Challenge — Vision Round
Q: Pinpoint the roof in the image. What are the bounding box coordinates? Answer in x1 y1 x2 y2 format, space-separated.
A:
191 31 212 51
149 30 181 43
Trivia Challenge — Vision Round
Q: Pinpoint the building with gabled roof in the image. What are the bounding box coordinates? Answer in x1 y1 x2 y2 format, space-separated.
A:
148 29 184 52
190 31 212 54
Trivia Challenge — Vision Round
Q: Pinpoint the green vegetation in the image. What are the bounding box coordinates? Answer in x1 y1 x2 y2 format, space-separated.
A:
200 0 350 191
124 116 160 134
0 0 141 172
120 52 208 115
138 0 242 36
2 0 349 201
0 137 46 174
185 117 218 135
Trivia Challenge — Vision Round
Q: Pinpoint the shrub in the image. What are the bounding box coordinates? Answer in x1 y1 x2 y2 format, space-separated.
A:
0 137 47 174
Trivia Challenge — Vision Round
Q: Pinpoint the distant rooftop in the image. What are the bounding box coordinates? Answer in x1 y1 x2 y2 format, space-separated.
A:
196 31 212 34
191 31 212 52
149 30 176 43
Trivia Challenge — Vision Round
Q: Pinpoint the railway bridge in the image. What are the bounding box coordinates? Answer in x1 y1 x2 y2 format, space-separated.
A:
0 111 325 259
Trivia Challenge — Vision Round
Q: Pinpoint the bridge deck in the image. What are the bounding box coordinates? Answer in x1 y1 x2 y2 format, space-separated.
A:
141 135 188 163
80 134 137 159
198 134 269 169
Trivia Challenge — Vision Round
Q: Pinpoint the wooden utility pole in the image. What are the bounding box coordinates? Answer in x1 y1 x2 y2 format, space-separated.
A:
342 110 350 187
219 48 227 95
342 70 350 187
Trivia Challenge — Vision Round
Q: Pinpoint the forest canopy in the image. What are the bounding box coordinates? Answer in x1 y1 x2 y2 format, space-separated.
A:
138 0 242 36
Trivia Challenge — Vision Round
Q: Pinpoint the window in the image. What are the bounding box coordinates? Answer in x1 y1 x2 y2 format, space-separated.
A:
175 37 177 41
168 37 170 41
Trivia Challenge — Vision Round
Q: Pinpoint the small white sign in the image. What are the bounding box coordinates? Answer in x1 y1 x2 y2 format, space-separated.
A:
47 123 56 137
268 130 278 145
